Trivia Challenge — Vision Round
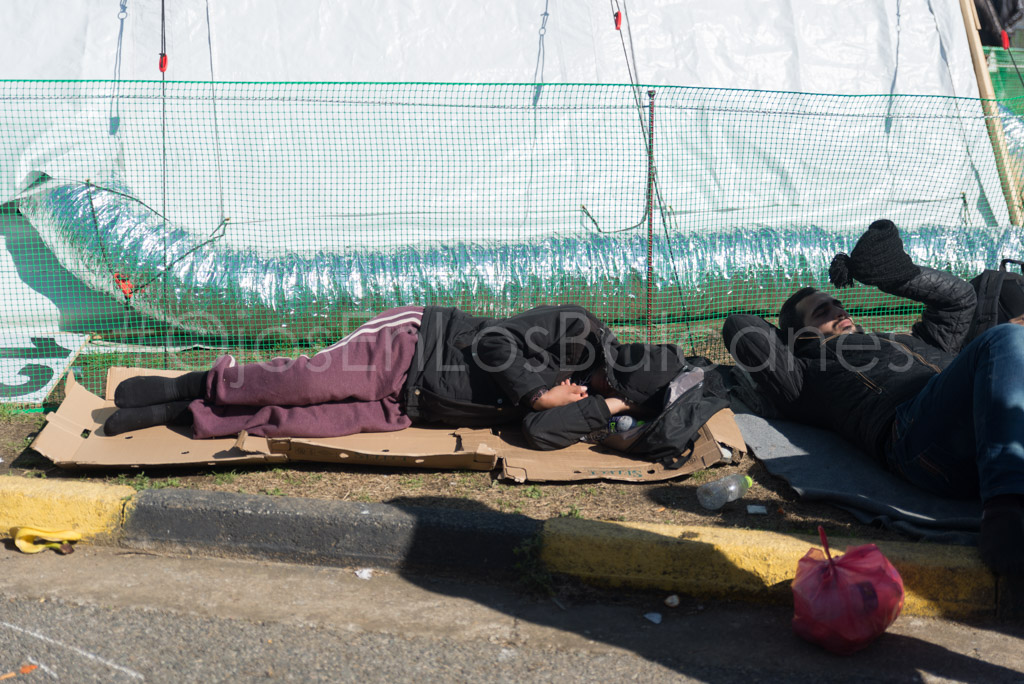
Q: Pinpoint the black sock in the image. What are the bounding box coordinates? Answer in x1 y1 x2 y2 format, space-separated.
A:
114 371 208 408
979 495 1024 577
103 401 194 436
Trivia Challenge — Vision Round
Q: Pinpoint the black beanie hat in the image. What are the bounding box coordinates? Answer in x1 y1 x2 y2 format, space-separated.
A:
829 219 920 289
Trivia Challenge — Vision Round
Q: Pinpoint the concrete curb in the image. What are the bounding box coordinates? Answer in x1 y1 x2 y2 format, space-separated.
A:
122 488 542 576
0 477 135 540
540 518 996 618
0 477 1007 619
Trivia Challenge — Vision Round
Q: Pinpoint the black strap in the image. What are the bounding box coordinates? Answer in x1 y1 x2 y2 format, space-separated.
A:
1000 258 1024 274
977 269 1010 333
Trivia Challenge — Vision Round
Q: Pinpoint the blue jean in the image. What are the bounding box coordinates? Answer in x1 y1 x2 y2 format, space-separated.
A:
886 324 1024 501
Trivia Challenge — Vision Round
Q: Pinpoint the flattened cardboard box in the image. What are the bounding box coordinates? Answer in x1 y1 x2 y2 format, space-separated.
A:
30 367 747 483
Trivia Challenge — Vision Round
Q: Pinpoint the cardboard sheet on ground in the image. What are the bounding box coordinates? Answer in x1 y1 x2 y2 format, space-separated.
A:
733 411 981 545
30 367 747 483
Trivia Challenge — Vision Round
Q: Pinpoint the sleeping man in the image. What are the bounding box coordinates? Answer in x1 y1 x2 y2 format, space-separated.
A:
104 304 726 461
722 220 1024 578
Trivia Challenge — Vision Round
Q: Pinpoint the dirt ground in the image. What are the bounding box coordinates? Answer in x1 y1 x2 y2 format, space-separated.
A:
0 407 909 544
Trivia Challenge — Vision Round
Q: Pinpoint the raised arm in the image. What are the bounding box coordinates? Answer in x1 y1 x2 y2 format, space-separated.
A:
828 220 976 353
882 267 976 354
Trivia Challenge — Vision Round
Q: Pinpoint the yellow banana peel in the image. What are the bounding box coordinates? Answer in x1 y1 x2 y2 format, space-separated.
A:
9 527 82 554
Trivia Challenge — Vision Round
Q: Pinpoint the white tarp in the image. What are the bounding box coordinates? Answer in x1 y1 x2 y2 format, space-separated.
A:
0 0 998 220
0 0 981 93
0 0 1007 330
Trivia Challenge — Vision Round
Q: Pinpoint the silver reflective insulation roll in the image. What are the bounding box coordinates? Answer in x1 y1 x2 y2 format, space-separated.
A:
16 178 1024 337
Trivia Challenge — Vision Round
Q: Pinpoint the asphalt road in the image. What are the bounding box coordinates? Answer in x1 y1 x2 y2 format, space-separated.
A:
1 546 1023 683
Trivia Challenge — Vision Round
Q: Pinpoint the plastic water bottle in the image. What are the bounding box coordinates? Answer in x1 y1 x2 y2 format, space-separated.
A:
583 415 644 443
696 473 753 510
610 415 640 433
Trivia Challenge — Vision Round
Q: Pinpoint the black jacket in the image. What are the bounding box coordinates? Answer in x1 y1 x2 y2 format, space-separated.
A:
402 305 614 440
722 267 977 460
402 305 726 456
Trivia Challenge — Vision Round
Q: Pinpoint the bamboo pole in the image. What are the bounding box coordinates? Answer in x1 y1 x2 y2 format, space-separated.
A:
959 0 1023 226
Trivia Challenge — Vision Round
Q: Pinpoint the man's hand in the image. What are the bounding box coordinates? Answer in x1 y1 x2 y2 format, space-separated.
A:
531 379 588 410
1010 314 1024 327
603 397 630 415
828 219 919 290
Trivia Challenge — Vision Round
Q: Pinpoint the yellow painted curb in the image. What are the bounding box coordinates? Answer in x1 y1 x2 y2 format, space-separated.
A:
0 477 136 541
541 518 996 619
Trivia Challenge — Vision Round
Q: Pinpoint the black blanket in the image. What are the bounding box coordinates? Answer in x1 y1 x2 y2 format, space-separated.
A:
734 411 982 545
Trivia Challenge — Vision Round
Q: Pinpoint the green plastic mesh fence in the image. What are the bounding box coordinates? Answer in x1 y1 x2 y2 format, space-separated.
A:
3 79 1024 388
986 46 1024 116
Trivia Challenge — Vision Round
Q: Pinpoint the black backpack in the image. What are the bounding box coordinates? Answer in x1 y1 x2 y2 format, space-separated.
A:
966 259 1024 345
596 361 730 468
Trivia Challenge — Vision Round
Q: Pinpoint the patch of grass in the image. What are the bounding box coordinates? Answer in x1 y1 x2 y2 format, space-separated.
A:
0 404 27 420
495 498 522 514
213 470 238 485
112 473 150 490
524 484 544 499
398 475 424 489
263 487 284 496
21 470 47 479
265 467 310 486
560 504 583 519
689 469 712 484
452 473 485 491
111 472 183 491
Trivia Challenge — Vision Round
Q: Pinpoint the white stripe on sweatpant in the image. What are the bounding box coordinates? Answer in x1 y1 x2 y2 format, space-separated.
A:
319 310 424 354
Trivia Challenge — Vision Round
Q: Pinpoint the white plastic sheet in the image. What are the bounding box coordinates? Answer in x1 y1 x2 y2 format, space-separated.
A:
0 0 980 93
0 0 1009 332
0 0 992 215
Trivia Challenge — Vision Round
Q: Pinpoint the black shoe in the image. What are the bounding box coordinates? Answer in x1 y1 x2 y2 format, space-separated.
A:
979 495 1024 577
114 371 208 408
103 401 194 436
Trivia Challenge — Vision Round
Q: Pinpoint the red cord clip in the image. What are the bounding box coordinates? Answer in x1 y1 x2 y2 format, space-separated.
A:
1002 30 1011 50
114 273 134 300
158 53 168 72
614 11 622 30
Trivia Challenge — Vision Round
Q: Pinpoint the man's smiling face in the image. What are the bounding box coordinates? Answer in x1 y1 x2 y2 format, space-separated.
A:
795 291 856 336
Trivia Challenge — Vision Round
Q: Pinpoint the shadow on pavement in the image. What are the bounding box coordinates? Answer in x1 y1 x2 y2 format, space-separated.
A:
391 495 1024 683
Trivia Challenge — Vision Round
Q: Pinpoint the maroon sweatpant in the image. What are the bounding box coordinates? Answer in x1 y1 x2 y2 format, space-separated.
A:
189 306 424 438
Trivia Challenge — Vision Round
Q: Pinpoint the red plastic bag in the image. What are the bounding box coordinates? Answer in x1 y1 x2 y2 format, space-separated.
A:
792 526 905 655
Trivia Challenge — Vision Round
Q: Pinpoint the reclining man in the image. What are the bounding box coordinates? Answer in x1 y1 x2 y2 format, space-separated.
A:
722 220 1024 577
105 304 726 457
